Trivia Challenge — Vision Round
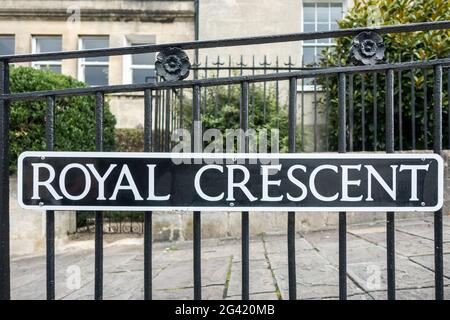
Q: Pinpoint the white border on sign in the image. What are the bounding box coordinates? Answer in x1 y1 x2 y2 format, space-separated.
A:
17 152 444 212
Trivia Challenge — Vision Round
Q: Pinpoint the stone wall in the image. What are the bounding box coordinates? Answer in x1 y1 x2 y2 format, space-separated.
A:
9 176 76 257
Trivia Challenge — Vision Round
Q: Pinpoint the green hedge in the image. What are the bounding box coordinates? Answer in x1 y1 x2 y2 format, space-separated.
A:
9 66 116 172
319 0 450 151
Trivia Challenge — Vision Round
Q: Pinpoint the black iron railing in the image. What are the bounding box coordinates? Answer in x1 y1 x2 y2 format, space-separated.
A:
0 21 449 300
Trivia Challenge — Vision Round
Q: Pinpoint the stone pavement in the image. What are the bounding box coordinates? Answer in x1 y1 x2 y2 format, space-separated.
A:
10 216 450 300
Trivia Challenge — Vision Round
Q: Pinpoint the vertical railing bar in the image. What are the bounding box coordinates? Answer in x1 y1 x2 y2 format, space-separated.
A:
348 74 354 152
45 96 55 300
262 56 268 122
94 91 104 300
155 90 160 152
251 55 255 124
180 88 184 129
228 55 232 105
301 56 305 152
373 72 378 151
338 73 347 300
288 77 297 300
165 89 171 152
361 75 366 151
203 56 208 113
240 81 250 300
144 89 153 300
313 77 318 152
214 56 221 115
411 67 416 150
448 68 450 150
171 90 175 148
325 76 330 151
161 90 166 151
423 69 428 149
433 64 444 300
386 69 396 300
398 68 403 151
276 57 280 129
192 84 202 300
0 60 10 300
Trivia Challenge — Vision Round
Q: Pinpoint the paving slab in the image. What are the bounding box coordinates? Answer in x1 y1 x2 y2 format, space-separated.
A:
9 217 450 300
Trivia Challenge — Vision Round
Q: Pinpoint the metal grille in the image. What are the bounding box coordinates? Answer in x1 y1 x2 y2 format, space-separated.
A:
0 21 449 300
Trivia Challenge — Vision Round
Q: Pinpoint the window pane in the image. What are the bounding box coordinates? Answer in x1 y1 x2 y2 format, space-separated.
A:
0 36 14 55
317 3 329 23
36 36 62 53
37 64 61 74
303 23 316 44
85 65 108 86
131 44 155 65
132 68 156 84
303 3 315 23
330 3 343 22
317 23 330 44
303 47 316 65
82 36 109 62
317 23 330 32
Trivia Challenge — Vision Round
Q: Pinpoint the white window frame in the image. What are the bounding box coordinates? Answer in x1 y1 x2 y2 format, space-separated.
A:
301 0 347 91
31 36 62 72
123 35 156 85
78 36 109 86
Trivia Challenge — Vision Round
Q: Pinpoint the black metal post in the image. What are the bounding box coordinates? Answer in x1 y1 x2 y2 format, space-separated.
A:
144 89 153 300
338 73 347 300
288 77 297 300
193 85 202 300
94 92 104 300
386 69 396 300
46 96 56 300
240 81 250 300
0 60 10 300
433 64 444 300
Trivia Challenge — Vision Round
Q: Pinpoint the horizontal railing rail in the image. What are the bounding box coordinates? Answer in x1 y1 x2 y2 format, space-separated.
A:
0 21 449 63
2 58 450 101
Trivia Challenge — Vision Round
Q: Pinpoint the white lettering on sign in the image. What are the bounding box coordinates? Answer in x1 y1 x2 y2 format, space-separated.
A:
399 164 430 201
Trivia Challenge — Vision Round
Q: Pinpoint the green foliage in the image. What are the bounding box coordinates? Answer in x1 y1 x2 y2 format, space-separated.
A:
9 66 116 172
179 83 297 152
319 0 450 151
116 128 145 152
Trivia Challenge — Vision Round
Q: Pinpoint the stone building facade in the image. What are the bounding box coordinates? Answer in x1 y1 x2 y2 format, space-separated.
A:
0 0 352 130
1 0 364 254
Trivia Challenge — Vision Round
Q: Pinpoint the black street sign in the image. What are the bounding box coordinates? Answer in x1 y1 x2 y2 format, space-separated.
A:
18 152 443 212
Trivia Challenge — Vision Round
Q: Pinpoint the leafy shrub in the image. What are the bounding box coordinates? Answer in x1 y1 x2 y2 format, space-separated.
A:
116 128 145 152
9 66 116 172
177 83 298 152
319 0 450 151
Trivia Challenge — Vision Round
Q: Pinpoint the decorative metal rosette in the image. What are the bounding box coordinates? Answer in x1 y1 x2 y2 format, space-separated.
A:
155 47 191 81
349 31 385 66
